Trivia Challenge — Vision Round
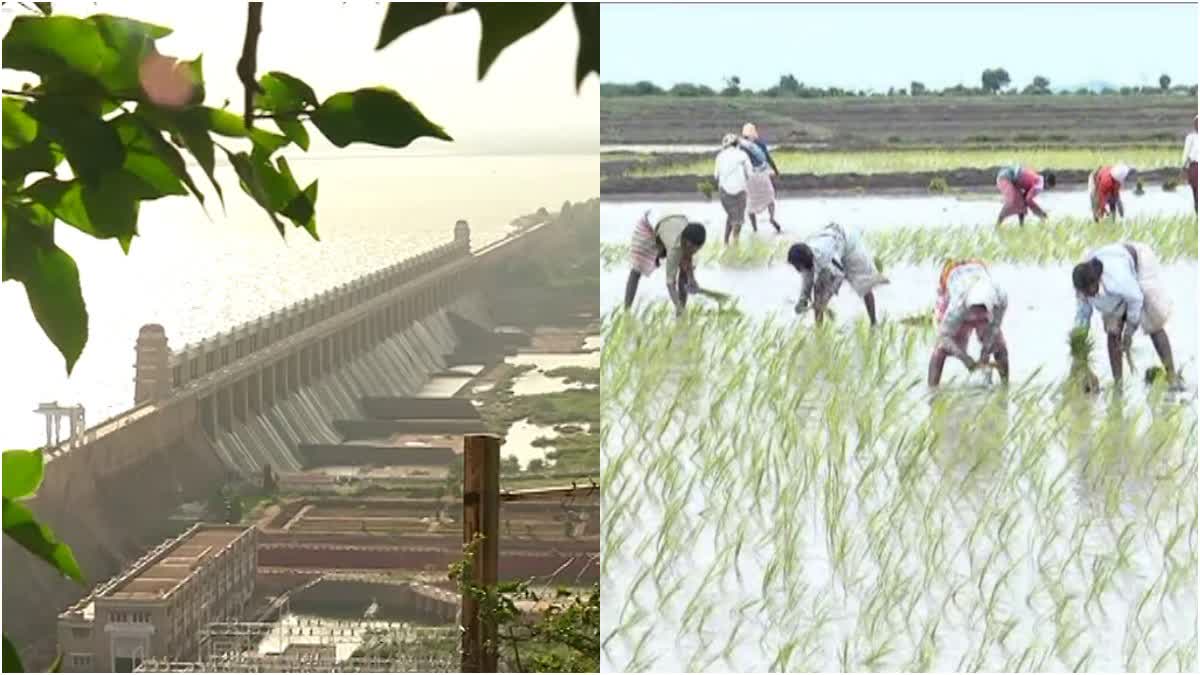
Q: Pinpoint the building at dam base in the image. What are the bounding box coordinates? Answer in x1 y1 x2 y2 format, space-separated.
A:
56 524 256 672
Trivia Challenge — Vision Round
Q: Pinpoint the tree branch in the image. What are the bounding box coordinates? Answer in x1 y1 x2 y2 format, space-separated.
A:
237 2 264 130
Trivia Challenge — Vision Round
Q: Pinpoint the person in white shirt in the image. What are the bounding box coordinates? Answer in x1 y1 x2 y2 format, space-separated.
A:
1073 242 1175 385
625 209 708 317
787 222 888 325
928 259 1009 387
714 133 752 244
1183 115 1198 213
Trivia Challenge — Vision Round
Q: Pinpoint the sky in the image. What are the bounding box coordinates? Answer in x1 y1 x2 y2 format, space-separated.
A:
601 3 1199 92
1 1 599 155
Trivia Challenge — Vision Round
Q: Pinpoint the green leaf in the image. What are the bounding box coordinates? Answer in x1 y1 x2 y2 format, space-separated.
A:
2 138 60 183
112 115 190 199
2 210 88 372
277 157 318 239
2 450 44 500
225 150 286 235
311 87 451 149
90 14 172 94
1 15 118 82
571 3 598 90
475 3 563 80
26 100 124 185
257 71 317 112
205 107 289 154
152 107 223 207
274 115 309 151
376 3 467 50
48 653 62 673
26 174 149 249
2 98 38 149
3 497 84 583
3 634 22 673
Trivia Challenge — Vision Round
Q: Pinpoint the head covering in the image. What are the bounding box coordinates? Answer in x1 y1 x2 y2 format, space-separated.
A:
1110 163 1133 184
721 133 737 148
964 278 998 313
742 123 758 140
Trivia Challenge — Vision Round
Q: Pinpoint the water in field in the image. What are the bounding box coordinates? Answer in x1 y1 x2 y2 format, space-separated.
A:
503 419 558 470
602 262 1199 394
600 306 1197 672
600 198 1198 672
600 189 1194 244
1 154 597 449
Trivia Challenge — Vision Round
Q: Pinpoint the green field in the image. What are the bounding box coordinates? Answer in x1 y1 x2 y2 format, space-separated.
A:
625 147 1180 178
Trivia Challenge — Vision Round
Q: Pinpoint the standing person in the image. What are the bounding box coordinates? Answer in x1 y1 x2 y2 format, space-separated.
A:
1087 163 1136 222
787 222 887 326
1072 241 1176 386
996 164 1056 226
714 133 752 244
1184 115 1198 212
739 123 783 234
927 259 1010 387
624 208 708 317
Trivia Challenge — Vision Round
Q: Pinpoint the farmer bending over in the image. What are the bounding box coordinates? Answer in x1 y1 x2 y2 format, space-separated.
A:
1072 242 1176 385
787 222 887 326
625 209 707 317
996 164 1056 227
1088 163 1136 222
927 259 1009 387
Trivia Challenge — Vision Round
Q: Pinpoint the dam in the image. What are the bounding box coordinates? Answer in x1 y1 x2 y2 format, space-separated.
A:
4 199 600 668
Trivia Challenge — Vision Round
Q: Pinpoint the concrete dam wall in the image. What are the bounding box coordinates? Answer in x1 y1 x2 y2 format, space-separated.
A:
4 201 598 663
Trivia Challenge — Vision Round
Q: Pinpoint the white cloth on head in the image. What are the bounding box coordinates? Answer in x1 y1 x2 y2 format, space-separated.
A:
1110 163 1133 184
964 278 999 313
742 123 757 139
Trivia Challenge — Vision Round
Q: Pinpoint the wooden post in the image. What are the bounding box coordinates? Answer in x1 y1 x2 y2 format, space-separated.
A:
461 434 500 673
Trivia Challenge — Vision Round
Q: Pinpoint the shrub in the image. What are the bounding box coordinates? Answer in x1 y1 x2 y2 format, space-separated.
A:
698 178 716 200
1163 179 1179 192
928 177 949 193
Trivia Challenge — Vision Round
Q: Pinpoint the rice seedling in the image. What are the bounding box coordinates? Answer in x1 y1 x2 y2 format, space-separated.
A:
600 214 1197 271
624 146 1180 179
601 298 1196 672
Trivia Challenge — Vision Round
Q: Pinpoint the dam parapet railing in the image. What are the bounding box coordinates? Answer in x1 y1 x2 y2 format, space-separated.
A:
38 199 597 460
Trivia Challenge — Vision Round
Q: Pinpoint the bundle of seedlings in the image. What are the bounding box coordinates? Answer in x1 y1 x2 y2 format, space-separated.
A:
1066 327 1100 395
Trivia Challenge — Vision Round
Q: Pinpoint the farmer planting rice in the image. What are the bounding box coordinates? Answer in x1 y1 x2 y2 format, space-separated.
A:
1072 241 1177 386
624 208 707 317
927 259 1009 387
1183 115 1198 212
995 164 1056 226
1087 163 1136 222
787 222 887 325
738 123 782 234
714 133 752 244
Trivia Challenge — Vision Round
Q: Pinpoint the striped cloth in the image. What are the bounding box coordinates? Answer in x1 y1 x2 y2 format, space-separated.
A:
629 212 660 277
746 169 775 215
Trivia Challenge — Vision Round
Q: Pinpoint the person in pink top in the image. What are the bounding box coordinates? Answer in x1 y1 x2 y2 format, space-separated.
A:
995 164 1056 226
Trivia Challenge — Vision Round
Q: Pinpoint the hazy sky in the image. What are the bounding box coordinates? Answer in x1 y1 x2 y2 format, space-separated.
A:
2 2 598 155
601 3 1199 92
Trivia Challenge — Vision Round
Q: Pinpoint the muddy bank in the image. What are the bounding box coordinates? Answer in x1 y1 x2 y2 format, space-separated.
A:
602 166 1184 196
601 95 1198 147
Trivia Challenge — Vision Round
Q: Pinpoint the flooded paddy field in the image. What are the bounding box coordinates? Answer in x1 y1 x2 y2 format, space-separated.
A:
599 199 1198 671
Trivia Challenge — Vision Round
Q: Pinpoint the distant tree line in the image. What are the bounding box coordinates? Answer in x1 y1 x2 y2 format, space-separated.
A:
601 68 1198 98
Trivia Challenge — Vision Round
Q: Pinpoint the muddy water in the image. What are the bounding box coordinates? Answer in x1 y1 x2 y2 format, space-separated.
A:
502 419 558 469
604 263 1198 394
601 190 1193 244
